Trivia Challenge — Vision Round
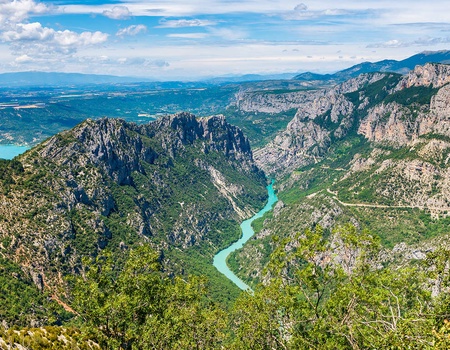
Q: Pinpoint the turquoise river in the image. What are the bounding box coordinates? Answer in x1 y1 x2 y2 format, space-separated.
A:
213 181 278 291
0 143 278 291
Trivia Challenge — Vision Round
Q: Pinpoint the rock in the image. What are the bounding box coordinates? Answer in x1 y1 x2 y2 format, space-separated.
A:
0 112 267 294
395 63 450 89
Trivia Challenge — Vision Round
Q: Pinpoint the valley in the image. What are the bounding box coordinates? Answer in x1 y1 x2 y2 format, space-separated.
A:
3 51 450 348
213 180 277 291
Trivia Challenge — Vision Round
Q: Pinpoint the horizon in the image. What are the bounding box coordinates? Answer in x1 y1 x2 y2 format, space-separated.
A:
0 1 450 80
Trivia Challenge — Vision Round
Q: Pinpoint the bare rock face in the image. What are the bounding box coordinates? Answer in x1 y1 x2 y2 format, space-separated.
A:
233 72 385 115
254 118 331 175
254 76 366 175
358 66 450 145
234 89 318 114
255 64 450 178
333 72 386 94
395 63 450 89
0 113 266 291
427 84 450 136
357 102 424 144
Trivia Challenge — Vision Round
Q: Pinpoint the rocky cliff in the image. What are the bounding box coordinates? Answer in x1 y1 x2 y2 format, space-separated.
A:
254 73 387 175
0 113 267 294
230 63 450 287
254 64 450 176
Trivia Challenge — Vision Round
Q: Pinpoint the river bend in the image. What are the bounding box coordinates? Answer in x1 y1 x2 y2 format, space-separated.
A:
213 181 278 290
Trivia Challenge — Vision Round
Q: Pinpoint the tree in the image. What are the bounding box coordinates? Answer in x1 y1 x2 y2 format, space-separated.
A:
231 224 435 349
71 245 227 349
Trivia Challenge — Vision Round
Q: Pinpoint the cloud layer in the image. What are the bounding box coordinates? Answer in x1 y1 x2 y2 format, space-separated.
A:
103 6 131 20
0 0 450 78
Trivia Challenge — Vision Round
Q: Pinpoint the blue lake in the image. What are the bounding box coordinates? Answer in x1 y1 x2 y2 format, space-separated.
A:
213 181 278 291
0 145 30 160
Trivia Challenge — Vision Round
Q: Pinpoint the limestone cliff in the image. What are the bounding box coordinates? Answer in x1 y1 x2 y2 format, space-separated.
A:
357 65 450 145
0 113 266 292
255 64 450 175
253 73 386 175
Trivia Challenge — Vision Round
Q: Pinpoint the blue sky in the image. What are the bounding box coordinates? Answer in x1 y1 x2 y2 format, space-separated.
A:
0 0 450 80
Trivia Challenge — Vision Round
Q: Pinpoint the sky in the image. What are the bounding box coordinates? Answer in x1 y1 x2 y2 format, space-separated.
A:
0 0 450 80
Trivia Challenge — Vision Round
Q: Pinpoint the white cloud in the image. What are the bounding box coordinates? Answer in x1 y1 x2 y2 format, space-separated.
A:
157 19 216 28
0 1 108 61
2 22 108 58
167 33 208 39
368 39 403 48
294 3 308 11
0 0 49 28
15 54 33 63
102 5 131 20
209 27 247 41
2 22 52 41
2 22 108 46
78 55 170 67
368 36 450 48
116 24 147 37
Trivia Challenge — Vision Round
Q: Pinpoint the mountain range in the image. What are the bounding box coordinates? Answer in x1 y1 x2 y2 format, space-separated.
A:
3 50 450 347
294 50 450 83
2 50 450 88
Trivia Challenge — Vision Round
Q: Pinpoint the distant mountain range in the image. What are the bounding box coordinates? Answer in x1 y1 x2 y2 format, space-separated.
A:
294 50 450 82
0 71 156 87
1 51 449 87
0 71 299 88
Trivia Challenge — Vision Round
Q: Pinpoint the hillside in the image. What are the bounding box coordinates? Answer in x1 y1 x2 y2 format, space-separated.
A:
230 63 450 287
6 61 450 349
294 50 450 83
0 113 267 326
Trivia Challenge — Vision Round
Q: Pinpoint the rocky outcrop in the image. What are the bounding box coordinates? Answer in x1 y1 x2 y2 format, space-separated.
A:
0 113 267 292
233 72 385 115
357 102 425 144
254 118 331 175
254 76 365 175
358 66 450 145
395 63 450 89
255 64 450 176
234 89 318 113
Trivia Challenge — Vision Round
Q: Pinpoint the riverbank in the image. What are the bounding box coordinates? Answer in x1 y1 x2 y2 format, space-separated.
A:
213 181 278 290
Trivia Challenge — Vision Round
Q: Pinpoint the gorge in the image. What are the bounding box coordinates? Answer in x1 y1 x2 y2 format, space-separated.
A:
213 180 277 290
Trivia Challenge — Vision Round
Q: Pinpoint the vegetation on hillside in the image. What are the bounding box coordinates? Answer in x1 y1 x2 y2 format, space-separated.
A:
4 224 450 349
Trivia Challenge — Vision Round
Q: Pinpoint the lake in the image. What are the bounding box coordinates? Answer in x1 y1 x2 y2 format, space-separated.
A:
0 145 30 160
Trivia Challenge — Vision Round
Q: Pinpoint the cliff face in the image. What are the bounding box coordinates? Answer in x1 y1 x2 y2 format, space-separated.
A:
358 76 450 144
254 64 450 176
254 73 386 175
0 113 266 291
395 63 450 89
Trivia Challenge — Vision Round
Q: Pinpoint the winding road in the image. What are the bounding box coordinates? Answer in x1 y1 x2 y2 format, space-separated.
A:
326 188 450 212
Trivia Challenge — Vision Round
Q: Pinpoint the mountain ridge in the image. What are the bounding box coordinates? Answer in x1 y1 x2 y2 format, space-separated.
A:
0 112 267 319
294 50 450 83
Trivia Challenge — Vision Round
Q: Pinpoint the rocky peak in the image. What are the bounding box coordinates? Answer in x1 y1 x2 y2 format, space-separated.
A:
396 63 450 89
332 72 387 94
0 112 267 295
36 118 152 185
33 113 257 184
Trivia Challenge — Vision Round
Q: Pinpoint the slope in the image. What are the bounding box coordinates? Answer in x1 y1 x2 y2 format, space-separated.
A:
230 63 450 287
0 113 267 326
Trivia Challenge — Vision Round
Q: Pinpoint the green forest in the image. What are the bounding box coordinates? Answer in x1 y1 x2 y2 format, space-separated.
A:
3 224 450 349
